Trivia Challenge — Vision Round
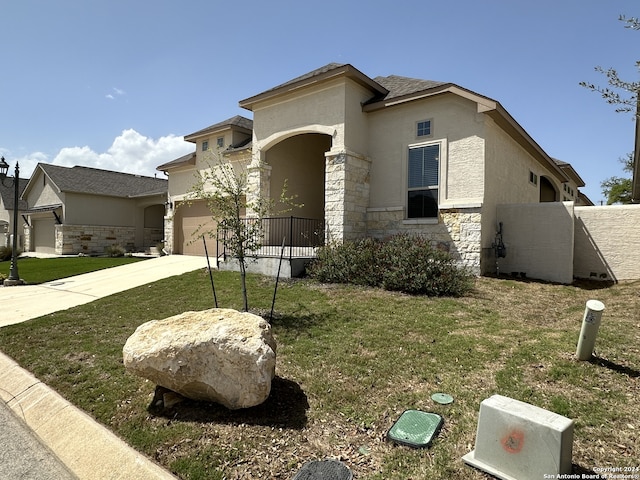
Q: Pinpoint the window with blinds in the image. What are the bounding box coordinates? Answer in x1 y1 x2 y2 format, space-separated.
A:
408 144 439 218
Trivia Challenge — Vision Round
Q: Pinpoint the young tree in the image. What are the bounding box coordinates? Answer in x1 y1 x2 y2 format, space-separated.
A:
580 15 640 203
601 153 633 204
580 15 640 115
187 150 295 311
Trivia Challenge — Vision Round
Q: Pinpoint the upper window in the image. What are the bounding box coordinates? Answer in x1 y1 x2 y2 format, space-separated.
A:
408 144 439 218
202 140 209 152
217 137 225 148
416 120 432 138
529 171 538 186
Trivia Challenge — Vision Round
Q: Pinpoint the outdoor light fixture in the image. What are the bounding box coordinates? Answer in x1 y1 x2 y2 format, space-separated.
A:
0 156 24 286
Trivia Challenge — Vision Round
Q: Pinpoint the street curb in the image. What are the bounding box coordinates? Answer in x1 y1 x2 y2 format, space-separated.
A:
0 352 177 480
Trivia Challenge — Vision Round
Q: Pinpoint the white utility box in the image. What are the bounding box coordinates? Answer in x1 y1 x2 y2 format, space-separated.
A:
463 394 574 480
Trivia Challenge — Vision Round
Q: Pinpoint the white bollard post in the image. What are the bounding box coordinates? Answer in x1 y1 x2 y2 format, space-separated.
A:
575 300 605 361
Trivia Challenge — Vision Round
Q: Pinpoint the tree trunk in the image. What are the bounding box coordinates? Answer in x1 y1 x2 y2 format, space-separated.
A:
239 259 249 312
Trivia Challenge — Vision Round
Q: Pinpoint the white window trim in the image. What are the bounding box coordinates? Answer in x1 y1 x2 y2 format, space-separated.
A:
405 139 446 220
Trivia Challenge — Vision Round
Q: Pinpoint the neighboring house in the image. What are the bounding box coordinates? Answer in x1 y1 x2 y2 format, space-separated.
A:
157 115 253 256
159 63 593 277
0 177 28 249
21 164 167 255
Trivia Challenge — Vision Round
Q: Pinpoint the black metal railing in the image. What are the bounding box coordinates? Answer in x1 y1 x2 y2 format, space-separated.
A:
217 216 325 262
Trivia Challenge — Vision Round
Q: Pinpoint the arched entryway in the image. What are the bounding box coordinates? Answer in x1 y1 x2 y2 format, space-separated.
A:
540 176 558 202
265 133 331 219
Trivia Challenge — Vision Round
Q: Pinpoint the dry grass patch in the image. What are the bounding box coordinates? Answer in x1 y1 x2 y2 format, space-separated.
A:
0 272 638 478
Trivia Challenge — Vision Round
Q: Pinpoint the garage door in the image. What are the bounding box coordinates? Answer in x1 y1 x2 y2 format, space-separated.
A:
174 201 218 256
33 217 56 254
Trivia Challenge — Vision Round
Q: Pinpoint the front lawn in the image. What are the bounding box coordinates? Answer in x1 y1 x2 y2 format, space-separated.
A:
0 271 637 478
0 256 146 284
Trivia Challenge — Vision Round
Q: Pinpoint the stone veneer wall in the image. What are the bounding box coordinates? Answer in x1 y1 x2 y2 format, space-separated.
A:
163 214 174 254
144 227 164 250
55 225 136 255
325 151 371 243
366 207 482 274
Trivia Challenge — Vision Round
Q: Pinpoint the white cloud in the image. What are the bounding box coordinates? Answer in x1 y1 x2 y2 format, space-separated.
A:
14 130 194 180
106 87 126 100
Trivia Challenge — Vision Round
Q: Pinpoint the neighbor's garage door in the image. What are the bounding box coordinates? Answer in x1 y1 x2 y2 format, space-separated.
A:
33 217 56 254
174 200 218 256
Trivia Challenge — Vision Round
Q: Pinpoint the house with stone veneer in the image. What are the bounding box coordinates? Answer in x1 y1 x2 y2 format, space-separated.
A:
159 63 593 277
21 163 167 255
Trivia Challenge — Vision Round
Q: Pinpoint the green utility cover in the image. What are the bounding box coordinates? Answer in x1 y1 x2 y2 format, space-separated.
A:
431 392 454 405
387 410 443 448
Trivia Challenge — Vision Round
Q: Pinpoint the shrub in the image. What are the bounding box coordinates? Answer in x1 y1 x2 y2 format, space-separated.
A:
308 234 473 296
0 246 22 262
309 237 382 286
104 244 126 257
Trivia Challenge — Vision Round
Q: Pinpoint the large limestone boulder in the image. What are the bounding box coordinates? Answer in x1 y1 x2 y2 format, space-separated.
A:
123 308 276 410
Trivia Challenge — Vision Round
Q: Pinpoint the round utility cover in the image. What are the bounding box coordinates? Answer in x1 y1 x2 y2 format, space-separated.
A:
431 393 454 404
293 459 353 480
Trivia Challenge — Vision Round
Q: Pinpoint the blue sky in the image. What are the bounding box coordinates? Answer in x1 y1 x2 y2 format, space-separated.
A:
1 0 638 205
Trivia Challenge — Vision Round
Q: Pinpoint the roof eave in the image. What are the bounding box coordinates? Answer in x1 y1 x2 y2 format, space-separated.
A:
184 125 252 143
487 104 569 184
157 152 196 171
239 64 388 112
362 83 496 112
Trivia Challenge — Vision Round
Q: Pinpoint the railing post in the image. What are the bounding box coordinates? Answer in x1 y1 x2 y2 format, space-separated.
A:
289 216 293 260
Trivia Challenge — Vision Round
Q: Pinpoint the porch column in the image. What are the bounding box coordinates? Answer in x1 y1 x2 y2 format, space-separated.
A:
246 162 272 218
324 149 371 243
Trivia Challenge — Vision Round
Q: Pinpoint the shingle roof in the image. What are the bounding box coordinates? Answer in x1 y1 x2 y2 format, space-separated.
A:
265 63 348 92
0 178 28 211
38 164 167 198
156 151 196 172
372 75 449 102
184 115 253 140
239 63 388 110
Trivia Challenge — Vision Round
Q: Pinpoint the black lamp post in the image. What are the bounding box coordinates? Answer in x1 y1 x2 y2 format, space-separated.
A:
0 156 24 286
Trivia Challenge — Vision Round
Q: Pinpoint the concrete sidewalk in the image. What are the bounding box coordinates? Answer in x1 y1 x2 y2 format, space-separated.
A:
0 254 209 327
0 255 209 479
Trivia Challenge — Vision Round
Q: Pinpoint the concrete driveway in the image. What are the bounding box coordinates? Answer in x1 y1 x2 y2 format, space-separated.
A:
0 255 209 327
0 254 209 480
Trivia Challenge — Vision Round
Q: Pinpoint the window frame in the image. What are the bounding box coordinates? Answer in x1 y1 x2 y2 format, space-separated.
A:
216 136 225 148
202 140 209 152
406 141 441 219
416 119 433 138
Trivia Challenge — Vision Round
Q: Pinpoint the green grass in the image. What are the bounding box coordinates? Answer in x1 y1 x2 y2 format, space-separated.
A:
0 256 146 284
0 269 638 478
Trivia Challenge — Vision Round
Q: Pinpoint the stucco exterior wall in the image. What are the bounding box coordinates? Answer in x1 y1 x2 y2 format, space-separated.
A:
64 192 135 226
251 79 348 156
367 94 485 209
266 133 329 220
574 204 640 281
167 165 198 200
25 171 64 208
496 202 574 284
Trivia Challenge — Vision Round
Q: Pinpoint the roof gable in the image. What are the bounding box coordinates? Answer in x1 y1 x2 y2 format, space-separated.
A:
34 164 167 198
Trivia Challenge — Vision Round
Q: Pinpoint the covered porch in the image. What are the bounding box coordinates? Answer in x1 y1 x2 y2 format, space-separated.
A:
216 216 324 277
